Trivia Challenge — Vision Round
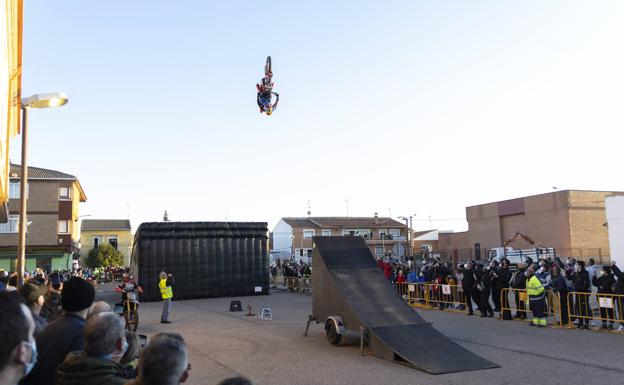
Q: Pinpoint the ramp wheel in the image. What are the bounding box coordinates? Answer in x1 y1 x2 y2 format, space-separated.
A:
326 322 342 345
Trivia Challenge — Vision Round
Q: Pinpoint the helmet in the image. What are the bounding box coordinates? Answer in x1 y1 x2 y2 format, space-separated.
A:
266 106 273 115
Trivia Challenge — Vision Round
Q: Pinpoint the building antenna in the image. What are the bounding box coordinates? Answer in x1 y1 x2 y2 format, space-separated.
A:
345 199 349 217
306 199 311 216
388 208 392 218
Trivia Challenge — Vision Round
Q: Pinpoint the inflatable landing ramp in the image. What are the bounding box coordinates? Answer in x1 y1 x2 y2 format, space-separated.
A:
311 236 498 374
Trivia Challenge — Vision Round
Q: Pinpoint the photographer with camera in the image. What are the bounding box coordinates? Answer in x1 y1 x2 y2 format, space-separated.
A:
159 271 175 324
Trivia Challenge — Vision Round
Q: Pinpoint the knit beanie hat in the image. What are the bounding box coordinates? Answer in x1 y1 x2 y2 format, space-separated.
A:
61 277 95 312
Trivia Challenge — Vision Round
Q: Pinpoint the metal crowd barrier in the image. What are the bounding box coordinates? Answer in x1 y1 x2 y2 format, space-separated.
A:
426 283 466 312
395 283 465 310
500 288 563 327
567 292 624 328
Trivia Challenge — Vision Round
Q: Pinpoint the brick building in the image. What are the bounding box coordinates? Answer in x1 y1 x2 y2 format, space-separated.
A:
272 216 409 261
0 164 86 272
438 190 623 263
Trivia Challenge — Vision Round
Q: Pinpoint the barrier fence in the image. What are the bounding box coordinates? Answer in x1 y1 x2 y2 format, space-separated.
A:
395 283 465 311
567 292 624 328
499 288 564 327
271 275 312 294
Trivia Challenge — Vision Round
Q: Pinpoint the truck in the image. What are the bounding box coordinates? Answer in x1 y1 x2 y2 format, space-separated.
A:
488 246 556 267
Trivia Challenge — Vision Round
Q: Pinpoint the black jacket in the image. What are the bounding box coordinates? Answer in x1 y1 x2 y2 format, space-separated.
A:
461 268 477 289
612 265 624 294
495 267 512 289
592 273 615 294
22 314 86 385
551 274 569 296
570 270 591 292
511 269 527 289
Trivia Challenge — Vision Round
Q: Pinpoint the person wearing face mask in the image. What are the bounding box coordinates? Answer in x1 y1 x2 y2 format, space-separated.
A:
56 312 129 385
22 277 96 385
511 263 528 320
526 267 547 327
567 260 591 329
460 262 478 316
610 261 624 332
550 265 570 325
0 292 38 385
592 266 616 330
495 259 512 320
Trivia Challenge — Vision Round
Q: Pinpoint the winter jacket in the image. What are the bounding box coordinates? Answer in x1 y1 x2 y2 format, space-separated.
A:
40 291 62 321
495 267 512 289
569 270 591 292
22 314 87 385
611 265 624 294
56 352 128 385
592 273 616 294
551 274 569 297
511 269 527 290
460 268 477 289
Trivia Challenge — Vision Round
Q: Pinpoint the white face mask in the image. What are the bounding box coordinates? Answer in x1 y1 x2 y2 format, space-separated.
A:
599 271 605 277
23 340 37 376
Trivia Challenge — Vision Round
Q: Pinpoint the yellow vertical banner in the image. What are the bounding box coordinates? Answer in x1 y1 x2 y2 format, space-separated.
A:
0 0 23 219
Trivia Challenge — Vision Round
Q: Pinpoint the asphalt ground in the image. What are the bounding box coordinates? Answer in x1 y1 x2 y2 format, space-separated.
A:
97 284 624 385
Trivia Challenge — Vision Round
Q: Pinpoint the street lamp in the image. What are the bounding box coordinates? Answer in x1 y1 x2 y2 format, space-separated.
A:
398 216 409 261
16 92 69 288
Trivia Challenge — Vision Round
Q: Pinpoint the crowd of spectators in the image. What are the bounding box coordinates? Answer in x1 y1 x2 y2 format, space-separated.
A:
377 254 624 331
0 269 257 385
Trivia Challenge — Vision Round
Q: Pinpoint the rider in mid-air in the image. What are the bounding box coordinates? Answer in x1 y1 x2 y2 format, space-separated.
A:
257 63 279 115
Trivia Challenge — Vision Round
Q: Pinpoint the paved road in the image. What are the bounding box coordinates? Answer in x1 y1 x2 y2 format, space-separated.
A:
98 284 624 385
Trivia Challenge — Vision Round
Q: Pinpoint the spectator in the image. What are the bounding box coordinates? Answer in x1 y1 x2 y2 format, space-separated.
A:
586 258 597 288
460 262 478 316
477 266 494 318
511 263 528 320
396 270 406 284
217 377 255 385
88 301 111 318
56 312 128 385
489 260 500 313
129 332 191 385
592 265 616 330
550 265 570 325
567 260 591 329
120 332 142 378
0 269 9 291
611 261 624 332
22 277 96 385
17 283 48 337
0 292 37 385
495 259 512 319
40 273 63 321
6 273 17 292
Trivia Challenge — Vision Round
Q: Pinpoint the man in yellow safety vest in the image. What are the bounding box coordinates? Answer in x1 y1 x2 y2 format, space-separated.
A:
526 267 546 327
159 271 174 324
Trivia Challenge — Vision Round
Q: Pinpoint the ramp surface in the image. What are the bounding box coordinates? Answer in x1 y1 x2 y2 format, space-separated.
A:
312 236 498 374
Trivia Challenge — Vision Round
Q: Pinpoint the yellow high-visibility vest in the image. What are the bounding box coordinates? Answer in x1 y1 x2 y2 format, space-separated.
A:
159 278 173 299
526 275 544 300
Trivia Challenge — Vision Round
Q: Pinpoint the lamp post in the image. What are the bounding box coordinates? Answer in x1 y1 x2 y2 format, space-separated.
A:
16 92 69 288
398 216 409 261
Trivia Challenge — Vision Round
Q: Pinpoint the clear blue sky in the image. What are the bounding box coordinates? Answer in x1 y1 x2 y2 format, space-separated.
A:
15 1 624 231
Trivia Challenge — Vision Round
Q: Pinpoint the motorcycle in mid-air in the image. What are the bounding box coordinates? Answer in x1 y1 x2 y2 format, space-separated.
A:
257 56 279 115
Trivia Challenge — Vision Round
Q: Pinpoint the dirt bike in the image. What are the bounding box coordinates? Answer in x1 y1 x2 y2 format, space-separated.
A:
260 56 273 93
115 285 142 332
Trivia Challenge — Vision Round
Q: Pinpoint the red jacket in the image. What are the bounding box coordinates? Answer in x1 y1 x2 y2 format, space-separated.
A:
396 274 406 284
383 262 393 279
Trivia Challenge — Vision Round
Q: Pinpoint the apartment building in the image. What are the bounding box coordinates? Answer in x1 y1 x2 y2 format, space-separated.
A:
0 164 86 272
272 216 409 261
79 219 133 266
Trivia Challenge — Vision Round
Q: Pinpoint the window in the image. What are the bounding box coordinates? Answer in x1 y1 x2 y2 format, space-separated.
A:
93 236 102 248
321 229 331 236
108 236 118 249
378 229 388 238
389 228 401 237
0 215 18 233
342 229 356 236
59 187 71 200
375 245 384 256
303 229 315 239
58 220 70 234
8 182 28 199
